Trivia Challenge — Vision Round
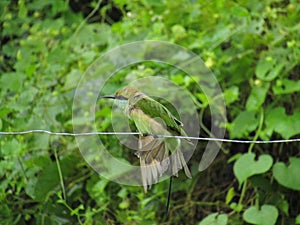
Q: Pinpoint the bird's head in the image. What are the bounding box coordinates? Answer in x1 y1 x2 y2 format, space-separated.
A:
115 87 141 100
100 87 142 110
101 87 141 100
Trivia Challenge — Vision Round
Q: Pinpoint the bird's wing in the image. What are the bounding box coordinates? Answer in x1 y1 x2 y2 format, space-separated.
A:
135 96 184 135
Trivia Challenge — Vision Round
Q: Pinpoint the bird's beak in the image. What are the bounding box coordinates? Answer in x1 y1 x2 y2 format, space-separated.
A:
99 95 128 101
100 95 116 99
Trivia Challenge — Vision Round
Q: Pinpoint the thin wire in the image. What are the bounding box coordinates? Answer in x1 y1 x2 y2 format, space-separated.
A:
0 130 139 136
0 130 300 144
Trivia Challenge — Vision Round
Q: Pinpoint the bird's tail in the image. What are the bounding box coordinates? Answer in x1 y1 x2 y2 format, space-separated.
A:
167 139 192 178
137 135 191 192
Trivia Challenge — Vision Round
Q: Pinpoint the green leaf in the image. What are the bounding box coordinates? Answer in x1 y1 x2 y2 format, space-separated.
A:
34 154 80 201
296 214 300 224
13 86 39 111
230 5 249 17
225 187 235 204
0 0 10 16
34 161 60 201
265 107 300 139
256 56 284 81
118 200 130 209
273 157 300 191
0 72 24 92
230 111 258 138
72 24 111 47
230 202 243 212
224 86 239 105
234 153 273 186
171 24 187 40
273 79 300 94
0 204 12 225
1 138 22 157
63 69 82 90
246 82 270 110
198 213 228 225
243 205 278 225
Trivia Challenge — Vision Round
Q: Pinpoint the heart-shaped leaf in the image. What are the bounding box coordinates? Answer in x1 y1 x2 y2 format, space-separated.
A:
273 157 300 191
243 205 278 225
198 213 228 225
234 153 273 186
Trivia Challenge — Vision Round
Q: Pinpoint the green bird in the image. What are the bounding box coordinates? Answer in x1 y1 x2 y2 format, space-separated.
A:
101 87 192 192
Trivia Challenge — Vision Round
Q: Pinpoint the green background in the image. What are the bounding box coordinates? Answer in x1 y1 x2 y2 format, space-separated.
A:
1 0 300 224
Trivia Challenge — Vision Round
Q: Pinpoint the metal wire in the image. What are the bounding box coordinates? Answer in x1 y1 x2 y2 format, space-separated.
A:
0 130 139 136
0 130 299 144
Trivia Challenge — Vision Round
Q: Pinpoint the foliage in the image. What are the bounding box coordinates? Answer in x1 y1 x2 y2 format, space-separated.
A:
1 0 300 224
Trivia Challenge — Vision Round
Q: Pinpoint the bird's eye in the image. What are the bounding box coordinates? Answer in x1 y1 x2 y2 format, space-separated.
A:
134 94 142 99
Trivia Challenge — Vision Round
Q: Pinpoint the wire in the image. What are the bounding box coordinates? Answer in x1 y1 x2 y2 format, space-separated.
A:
0 130 139 136
0 130 299 144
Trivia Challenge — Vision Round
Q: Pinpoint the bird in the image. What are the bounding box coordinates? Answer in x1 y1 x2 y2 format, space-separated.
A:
101 86 192 192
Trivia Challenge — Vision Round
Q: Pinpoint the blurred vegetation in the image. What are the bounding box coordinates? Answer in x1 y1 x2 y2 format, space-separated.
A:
1 0 300 224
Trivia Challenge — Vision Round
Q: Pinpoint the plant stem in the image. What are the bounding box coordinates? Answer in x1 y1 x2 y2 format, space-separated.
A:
238 108 264 206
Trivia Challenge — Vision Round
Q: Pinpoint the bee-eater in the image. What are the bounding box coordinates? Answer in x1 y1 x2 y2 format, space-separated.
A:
101 87 192 192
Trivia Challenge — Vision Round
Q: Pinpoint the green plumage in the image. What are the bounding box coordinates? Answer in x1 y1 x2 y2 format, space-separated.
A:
102 86 192 192
134 96 184 135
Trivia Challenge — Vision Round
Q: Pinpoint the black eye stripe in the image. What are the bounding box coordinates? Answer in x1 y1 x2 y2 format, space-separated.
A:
117 95 128 100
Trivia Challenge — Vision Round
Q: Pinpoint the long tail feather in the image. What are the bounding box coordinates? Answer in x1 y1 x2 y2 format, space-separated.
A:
138 135 191 192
